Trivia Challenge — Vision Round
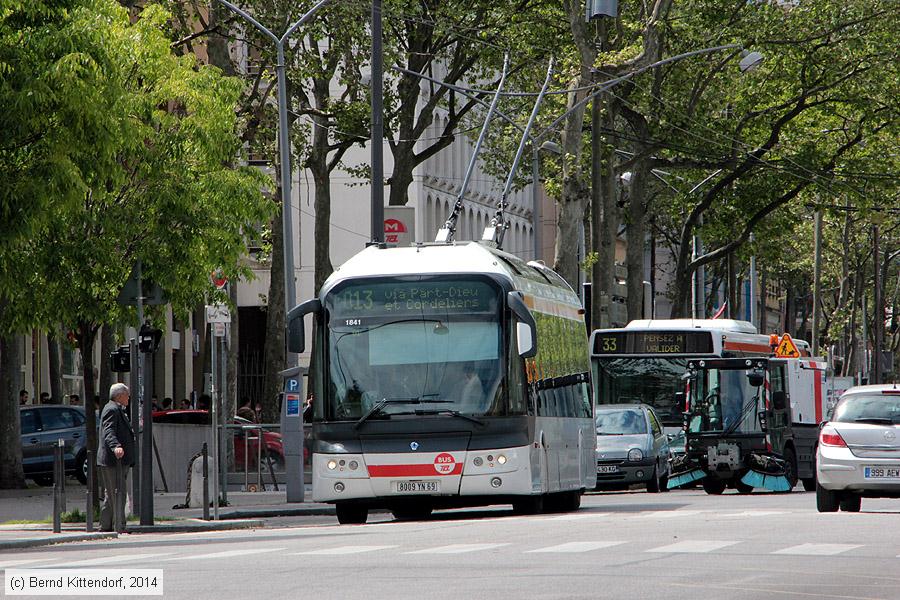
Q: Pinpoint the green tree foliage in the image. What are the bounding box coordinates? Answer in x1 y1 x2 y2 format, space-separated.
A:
0 0 272 488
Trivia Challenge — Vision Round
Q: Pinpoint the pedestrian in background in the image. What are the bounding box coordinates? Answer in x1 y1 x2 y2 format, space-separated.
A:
69 394 81 406
162 397 173 410
180 398 191 409
18 390 28 405
97 383 135 533
39 391 50 404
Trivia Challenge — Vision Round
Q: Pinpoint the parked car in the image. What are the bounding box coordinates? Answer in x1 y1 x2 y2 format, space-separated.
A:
151 410 286 470
20 405 89 485
816 385 900 512
595 404 670 492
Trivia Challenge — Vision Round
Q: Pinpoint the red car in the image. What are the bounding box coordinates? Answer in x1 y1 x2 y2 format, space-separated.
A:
151 410 285 470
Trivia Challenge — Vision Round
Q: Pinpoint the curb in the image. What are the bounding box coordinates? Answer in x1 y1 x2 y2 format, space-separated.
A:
126 519 265 533
0 532 118 550
218 507 335 519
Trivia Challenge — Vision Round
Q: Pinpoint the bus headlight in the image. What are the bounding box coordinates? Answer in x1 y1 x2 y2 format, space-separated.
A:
327 460 338 470
497 454 507 465
473 457 483 467
628 448 643 462
349 460 359 471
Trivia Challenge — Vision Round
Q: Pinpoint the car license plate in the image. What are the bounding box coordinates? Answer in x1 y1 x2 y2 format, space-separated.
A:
393 480 440 493
597 465 619 474
864 466 900 479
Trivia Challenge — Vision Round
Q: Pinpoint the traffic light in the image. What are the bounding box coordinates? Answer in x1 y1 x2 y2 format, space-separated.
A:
110 346 131 372
138 323 162 353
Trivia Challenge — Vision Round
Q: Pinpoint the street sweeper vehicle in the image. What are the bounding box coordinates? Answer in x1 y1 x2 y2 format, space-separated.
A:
668 349 828 494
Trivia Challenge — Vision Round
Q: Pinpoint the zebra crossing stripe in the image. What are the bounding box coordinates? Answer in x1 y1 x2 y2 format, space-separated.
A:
407 544 509 554
527 541 625 553
772 543 861 556
293 545 397 555
177 548 286 560
647 540 739 553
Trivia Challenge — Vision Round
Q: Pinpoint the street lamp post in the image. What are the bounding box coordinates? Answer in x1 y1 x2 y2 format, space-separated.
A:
215 0 332 327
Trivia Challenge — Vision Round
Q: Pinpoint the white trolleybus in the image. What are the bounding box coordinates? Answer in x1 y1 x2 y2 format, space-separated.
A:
288 242 595 524
589 319 812 431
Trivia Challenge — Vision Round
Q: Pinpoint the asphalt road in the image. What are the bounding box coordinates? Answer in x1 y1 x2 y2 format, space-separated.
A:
3 487 900 600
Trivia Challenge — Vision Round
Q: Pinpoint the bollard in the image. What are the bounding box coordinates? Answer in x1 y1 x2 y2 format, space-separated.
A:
256 426 262 491
52 443 62 533
243 426 250 492
202 443 210 521
59 440 67 513
86 449 94 532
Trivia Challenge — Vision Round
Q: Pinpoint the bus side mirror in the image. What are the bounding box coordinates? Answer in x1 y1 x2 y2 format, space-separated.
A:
286 298 321 354
507 291 537 358
772 390 788 411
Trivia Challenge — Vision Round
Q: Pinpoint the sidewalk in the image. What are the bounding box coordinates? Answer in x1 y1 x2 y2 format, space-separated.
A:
0 483 334 550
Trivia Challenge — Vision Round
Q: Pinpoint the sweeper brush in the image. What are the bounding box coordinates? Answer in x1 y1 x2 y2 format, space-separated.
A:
740 453 792 492
667 454 706 489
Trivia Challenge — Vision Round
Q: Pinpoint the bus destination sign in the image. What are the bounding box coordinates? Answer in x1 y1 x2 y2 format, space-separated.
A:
593 331 714 356
330 280 499 318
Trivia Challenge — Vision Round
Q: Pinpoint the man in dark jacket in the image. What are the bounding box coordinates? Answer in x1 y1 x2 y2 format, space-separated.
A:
97 383 135 532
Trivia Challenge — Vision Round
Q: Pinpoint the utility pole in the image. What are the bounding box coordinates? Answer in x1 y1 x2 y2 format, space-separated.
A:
812 208 823 356
873 222 883 384
370 0 384 243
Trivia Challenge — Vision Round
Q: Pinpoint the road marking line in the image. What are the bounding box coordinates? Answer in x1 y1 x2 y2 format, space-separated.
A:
634 510 703 519
407 544 509 554
0 559 54 569
773 543 862 556
293 545 397 555
176 548 286 560
61 553 169 567
548 512 610 521
720 511 787 518
647 540 739 553
527 541 625 553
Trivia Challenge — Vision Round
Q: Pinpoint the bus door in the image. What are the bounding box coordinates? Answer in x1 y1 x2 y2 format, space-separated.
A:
767 363 790 451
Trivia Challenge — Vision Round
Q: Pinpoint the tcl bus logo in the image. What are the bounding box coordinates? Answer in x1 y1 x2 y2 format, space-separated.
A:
434 453 456 475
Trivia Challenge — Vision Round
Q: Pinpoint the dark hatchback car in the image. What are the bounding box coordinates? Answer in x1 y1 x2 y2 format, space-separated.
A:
20 405 89 485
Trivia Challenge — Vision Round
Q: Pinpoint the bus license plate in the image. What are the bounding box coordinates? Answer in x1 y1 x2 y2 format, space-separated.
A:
394 480 440 493
597 465 619 474
864 466 900 479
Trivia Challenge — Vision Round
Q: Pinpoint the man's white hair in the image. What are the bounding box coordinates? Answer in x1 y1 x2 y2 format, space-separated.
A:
109 383 130 403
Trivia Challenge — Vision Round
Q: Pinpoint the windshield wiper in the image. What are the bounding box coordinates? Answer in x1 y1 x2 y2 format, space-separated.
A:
853 417 895 424
412 409 485 426
354 397 451 429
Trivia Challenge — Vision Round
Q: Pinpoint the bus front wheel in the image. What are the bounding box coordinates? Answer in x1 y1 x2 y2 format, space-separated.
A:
335 503 368 525
512 495 544 515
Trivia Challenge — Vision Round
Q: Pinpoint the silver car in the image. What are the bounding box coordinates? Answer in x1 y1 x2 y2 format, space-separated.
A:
816 385 900 512
595 404 670 492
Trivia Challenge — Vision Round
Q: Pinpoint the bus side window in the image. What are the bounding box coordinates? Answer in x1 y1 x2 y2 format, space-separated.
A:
580 382 592 418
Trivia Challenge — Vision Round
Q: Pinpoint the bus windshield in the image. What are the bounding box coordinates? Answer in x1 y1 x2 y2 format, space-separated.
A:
325 278 504 420
593 358 686 426
687 367 764 434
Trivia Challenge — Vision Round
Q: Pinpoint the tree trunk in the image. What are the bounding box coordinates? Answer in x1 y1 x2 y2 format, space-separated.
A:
783 285 795 336
47 332 62 404
759 271 768 334
387 146 415 207
76 321 99 506
263 206 285 424
554 180 588 292
591 95 621 328
624 161 648 322
0 331 26 489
